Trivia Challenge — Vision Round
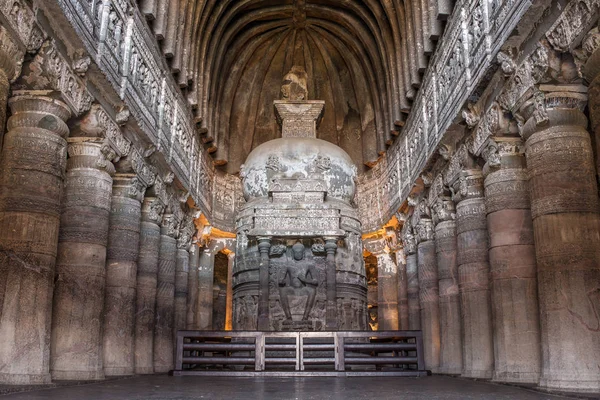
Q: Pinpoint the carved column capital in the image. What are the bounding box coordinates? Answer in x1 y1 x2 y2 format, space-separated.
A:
112 173 146 201
257 236 272 253
8 92 71 137
141 197 165 224
431 196 456 225
451 169 485 203
481 136 525 176
77 105 132 160
0 26 24 82
415 219 435 243
401 222 417 255
363 237 386 255
161 213 180 238
177 216 196 250
67 138 116 175
519 85 588 140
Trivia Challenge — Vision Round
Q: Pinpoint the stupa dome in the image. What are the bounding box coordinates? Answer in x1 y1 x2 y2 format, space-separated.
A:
240 137 357 203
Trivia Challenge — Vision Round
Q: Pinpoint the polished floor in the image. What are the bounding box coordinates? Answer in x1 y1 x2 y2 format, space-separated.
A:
0 375 590 400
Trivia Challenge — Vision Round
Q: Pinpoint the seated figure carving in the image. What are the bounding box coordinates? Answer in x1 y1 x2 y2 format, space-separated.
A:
278 242 318 321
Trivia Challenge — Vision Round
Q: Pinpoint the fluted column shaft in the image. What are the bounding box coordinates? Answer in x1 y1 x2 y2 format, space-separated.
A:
51 139 113 381
406 251 421 330
154 214 178 373
434 213 462 375
197 247 215 330
375 252 400 330
186 245 200 329
395 249 409 330
0 68 8 145
103 174 143 376
0 94 70 384
416 219 441 372
483 137 541 384
521 91 600 392
455 169 494 379
134 197 163 374
174 246 189 337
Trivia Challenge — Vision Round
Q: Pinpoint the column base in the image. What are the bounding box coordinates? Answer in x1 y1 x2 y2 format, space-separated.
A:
103 367 134 377
462 369 493 379
493 371 539 385
436 366 462 375
0 372 52 385
135 366 154 375
51 369 105 381
539 373 600 393
153 366 172 374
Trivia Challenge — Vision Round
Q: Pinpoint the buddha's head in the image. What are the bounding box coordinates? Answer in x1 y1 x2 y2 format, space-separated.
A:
292 241 305 261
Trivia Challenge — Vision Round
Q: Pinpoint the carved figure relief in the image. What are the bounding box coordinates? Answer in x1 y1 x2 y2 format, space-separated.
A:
278 242 318 322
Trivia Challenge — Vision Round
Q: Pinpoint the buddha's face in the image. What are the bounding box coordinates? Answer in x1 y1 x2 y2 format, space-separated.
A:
292 247 304 260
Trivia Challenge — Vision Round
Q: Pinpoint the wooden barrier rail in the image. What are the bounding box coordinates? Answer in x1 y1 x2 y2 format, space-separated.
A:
174 330 426 377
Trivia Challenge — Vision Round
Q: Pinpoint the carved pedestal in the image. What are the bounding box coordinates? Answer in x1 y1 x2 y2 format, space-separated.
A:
103 174 143 376
134 197 163 374
484 138 540 384
0 94 70 384
154 214 178 373
455 170 494 379
186 245 200 329
522 97 600 392
51 140 113 380
197 247 215 330
416 220 441 372
435 218 462 375
395 249 409 330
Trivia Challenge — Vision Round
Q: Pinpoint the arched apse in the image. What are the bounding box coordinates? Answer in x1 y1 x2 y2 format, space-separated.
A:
138 0 449 172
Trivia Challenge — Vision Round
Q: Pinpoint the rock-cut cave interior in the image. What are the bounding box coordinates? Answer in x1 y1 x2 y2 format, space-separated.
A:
0 0 599 398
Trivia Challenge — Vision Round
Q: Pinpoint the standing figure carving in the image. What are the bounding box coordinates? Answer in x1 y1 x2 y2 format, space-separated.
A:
278 242 318 321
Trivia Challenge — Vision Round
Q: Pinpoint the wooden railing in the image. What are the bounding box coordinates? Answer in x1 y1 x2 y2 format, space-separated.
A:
174 330 426 377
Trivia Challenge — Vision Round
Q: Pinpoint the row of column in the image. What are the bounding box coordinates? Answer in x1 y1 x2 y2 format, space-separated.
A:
381 87 599 392
0 93 200 384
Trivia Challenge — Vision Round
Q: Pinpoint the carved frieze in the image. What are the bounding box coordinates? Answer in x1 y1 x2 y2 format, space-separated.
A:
18 40 94 116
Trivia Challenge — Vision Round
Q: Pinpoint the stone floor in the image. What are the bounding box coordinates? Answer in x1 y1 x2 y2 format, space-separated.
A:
0 375 595 400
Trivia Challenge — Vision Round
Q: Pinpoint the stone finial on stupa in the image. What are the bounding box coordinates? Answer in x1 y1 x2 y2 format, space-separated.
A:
275 66 324 138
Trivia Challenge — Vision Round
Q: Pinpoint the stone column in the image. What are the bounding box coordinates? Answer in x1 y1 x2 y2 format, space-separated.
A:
0 28 19 147
103 174 145 376
415 216 441 372
583 29 600 175
174 233 191 337
51 139 114 381
0 94 70 384
403 225 421 330
197 246 215 330
432 195 462 375
134 196 164 374
225 252 235 330
483 137 541 384
186 244 200 329
257 236 271 331
395 247 409 330
520 87 600 392
154 213 178 373
375 249 399 331
454 168 494 379
325 237 339 330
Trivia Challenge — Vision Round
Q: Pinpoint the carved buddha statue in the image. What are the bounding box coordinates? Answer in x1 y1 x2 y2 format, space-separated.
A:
278 242 318 321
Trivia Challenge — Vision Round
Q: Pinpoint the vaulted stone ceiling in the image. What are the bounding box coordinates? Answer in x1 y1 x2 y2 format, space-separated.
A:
138 0 450 173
